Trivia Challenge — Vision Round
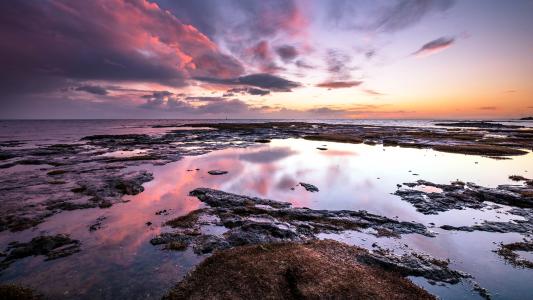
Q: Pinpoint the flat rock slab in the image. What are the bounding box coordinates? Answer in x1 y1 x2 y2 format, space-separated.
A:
151 188 434 256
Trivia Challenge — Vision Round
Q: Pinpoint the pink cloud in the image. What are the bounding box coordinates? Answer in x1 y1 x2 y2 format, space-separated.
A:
413 37 455 58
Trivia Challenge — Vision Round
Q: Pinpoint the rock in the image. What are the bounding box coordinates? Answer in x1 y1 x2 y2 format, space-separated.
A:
357 251 469 284
163 240 439 300
395 179 533 235
0 284 43 300
207 170 228 175
1 234 80 270
89 216 106 231
299 182 319 192
192 235 230 254
395 179 533 215
3 121 531 234
46 170 67 176
164 240 189 251
432 144 527 156
151 188 434 254
494 240 533 269
254 139 271 143
435 122 523 129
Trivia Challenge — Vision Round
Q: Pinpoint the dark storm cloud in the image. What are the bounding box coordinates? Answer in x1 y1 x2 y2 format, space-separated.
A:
413 37 455 57
0 0 244 98
316 81 362 89
306 104 387 116
185 96 227 102
237 74 299 91
328 0 455 32
195 73 300 91
276 45 299 62
225 88 271 96
75 85 108 95
295 60 315 69
140 90 250 115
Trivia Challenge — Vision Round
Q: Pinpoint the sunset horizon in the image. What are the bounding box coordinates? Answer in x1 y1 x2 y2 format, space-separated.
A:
2 0 532 120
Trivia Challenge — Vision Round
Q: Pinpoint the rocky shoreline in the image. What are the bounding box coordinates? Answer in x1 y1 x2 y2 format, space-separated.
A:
1 121 531 233
0 121 532 299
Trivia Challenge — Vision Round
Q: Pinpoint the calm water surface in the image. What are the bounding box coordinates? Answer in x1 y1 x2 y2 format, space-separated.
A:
0 122 532 299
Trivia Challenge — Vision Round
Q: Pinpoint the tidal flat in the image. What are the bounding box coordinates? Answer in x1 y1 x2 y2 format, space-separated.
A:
0 119 532 299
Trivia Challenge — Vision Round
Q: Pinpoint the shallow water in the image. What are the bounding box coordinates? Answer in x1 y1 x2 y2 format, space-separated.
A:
1 122 532 299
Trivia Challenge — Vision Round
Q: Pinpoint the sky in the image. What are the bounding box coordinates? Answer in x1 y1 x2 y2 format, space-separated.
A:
1 0 532 119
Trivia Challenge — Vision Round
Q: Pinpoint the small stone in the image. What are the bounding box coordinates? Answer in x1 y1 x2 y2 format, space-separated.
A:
208 170 228 175
299 182 319 192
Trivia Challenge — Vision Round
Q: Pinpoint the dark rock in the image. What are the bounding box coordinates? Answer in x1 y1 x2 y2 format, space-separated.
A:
89 216 106 231
0 152 16 161
207 170 228 175
254 139 271 143
494 239 533 269
1 234 80 270
432 144 528 156
192 235 230 254
46 169 67 176
358 251 469 284
299 182 319 192
0 284 43 300
152 188 433 254
395 179 533 215
435 122 523 129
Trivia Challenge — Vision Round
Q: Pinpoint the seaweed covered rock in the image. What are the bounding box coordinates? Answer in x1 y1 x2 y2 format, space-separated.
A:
494 240 533 269
164 240 436 300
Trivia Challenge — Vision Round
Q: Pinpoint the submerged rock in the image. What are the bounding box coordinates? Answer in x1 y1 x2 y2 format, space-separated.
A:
88 216 107 232
163 240 436 300
1 234 80 270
